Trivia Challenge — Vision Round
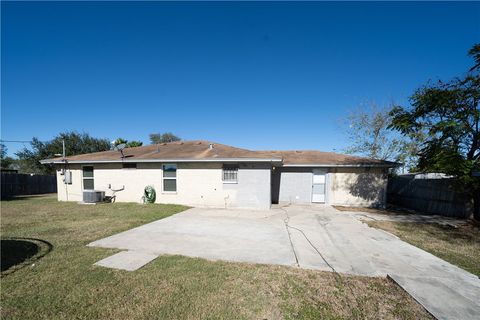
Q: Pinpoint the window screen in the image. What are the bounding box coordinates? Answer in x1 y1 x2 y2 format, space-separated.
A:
82 166 94 190
163 179 177 192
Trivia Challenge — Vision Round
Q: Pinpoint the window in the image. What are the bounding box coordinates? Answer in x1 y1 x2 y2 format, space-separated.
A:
223 164 238 183
83 166 94 190
122 163 137 169
163 164 177 192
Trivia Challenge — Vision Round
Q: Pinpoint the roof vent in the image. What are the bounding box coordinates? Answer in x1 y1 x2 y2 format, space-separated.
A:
209 143 214 150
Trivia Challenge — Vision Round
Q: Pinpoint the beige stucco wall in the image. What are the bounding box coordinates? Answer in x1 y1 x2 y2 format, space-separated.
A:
56 163 387 209
327 167 387 207
274 167 387 207
56 164 83 202
55 162 271 209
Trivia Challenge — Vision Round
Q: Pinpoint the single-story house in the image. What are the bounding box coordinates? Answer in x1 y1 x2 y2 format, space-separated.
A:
40 140 398 209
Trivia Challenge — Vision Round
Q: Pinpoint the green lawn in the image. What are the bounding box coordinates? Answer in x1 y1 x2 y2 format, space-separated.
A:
367 220 480 277
1 195 431 319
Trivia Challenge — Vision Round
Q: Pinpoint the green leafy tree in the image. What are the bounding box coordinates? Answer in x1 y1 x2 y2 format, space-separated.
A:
0 143 15 169
469 43 480 72
16 132 111 175
149 132 181 144
113 138 143 148
390 44 480 220
343 104 419 171
125 140 143 147
113 138 128 146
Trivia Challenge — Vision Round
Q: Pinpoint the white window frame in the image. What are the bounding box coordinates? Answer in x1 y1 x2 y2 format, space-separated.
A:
82 165 94 190
162 163 177 193
222 164 238 184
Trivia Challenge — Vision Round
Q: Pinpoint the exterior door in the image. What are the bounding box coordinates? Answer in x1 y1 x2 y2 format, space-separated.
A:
312 169 326 203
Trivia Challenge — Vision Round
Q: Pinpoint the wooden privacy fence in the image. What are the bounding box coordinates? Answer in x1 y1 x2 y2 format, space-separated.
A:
387 175 471 218
1 173 57 199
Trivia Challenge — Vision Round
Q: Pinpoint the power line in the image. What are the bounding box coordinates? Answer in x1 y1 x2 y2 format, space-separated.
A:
1 139 53 144
0 140 32 143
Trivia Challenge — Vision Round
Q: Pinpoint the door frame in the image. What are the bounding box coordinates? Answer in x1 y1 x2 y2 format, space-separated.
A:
312 169 328 203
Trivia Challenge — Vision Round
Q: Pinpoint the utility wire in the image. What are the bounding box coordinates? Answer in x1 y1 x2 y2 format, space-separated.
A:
1 139 54 143
0 140 33 143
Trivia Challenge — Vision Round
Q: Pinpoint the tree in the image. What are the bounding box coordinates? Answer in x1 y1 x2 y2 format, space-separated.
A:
469 43 480 72
16 132 111 175
0 143 15 169
390 44 480 220
149 132 181 144
113 138 128 146
125 140 143 148
113 138 143 148
343 104 419 170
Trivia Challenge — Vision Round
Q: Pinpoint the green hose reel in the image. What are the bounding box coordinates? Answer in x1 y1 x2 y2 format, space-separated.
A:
143 185 156 204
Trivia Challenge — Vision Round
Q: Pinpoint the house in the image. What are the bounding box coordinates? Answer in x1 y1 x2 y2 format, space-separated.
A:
40 140 398 209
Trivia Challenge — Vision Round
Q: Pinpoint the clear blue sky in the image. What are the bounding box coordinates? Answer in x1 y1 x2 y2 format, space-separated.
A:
2 2 479 156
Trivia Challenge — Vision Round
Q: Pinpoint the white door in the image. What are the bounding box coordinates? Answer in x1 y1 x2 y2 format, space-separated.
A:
312 170 326 203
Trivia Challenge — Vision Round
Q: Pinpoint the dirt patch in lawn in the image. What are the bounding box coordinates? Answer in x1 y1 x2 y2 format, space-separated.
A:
1 237 53 276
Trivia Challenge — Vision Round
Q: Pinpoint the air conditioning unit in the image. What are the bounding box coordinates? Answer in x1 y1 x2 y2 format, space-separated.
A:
83 190 105 203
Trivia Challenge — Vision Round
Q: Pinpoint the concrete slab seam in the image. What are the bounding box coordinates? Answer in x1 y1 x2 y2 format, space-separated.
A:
278 205 300 267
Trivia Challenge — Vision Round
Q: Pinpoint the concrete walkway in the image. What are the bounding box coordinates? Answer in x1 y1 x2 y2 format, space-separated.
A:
88 205 480 320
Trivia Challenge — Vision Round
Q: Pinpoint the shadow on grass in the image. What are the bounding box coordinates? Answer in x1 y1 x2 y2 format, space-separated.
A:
1 238 53 276
1 194 56 201
415 223 477 242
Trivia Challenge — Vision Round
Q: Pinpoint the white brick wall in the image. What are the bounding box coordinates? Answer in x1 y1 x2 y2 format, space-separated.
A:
55 162 271 209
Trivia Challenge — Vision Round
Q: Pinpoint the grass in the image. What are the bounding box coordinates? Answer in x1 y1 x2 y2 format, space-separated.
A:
333 205 413 216
1 195 431 319
367 220 480 277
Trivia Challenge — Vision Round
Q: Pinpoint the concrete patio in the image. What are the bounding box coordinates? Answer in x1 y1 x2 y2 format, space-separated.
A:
88 205 480 320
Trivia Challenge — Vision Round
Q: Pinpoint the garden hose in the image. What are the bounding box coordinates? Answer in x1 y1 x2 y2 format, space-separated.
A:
143 186 156 204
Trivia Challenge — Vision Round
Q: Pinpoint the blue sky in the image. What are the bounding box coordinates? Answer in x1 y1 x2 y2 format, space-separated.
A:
2 2 479 156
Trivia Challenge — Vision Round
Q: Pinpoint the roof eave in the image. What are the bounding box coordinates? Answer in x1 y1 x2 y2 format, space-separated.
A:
282 163 400 168
41 157 283 164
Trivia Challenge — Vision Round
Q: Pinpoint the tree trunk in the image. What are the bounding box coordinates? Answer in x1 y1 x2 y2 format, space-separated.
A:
473 192 480 222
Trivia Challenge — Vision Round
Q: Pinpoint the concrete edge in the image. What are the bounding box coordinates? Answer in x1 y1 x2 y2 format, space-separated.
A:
386 274 437 320
94 250 160 271
356 219 402 240
371 226 401 240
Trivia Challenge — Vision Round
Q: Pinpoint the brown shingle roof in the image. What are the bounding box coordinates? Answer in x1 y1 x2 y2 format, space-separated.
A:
41 140 398 167
41 140 278 163
263 150 397 166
